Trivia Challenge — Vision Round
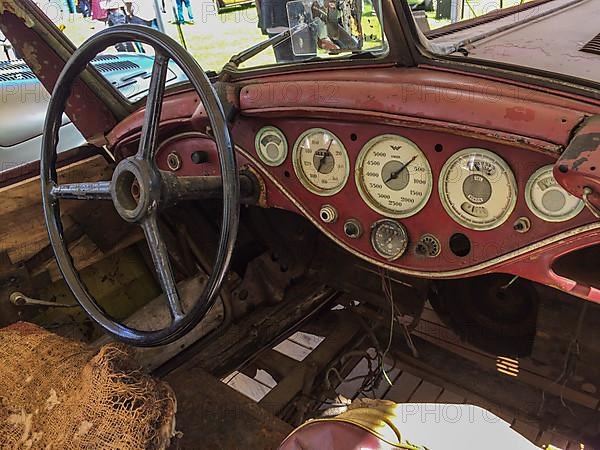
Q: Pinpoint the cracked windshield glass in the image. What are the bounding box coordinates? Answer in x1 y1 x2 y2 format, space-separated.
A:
2 0 384 101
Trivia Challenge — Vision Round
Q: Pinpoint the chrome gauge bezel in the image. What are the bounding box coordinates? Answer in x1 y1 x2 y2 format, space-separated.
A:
370 219 409 261
438 148 518 231
292 128 350 196
255 126 288 167
525 165 584 222
355 134 433 218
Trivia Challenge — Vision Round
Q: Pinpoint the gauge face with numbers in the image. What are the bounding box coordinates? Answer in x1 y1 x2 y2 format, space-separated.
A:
356 135 433 218
525 165 584 222
292 128 350 196
439 148 517 231
370 219 409 260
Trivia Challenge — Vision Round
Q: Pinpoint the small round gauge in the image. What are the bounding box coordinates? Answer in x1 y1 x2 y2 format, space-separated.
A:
255 126 288 166
371 219 409 260
525 165 584 222
439 148 517 231
293 128 350 196
356 135 433 218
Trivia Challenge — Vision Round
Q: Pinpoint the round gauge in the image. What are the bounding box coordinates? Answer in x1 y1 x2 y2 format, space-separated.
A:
255 126 288 166
439 148 517 231
356 135 433 218
525 165 583 222
371 219 409 260
292 128 350 196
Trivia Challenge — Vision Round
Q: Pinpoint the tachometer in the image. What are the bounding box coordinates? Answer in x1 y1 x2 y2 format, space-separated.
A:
525 165 583 222
439 148 517 230
293 128 350 196
355 135 433 218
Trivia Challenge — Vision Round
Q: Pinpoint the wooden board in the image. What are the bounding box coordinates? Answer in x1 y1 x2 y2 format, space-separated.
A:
0 156 113 265
166 367 292 450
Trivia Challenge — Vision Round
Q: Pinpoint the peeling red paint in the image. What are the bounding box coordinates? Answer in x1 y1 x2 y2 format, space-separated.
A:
504 106 535 122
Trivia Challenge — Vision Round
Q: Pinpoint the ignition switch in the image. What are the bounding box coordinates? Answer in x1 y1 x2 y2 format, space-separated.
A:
319 205 338 223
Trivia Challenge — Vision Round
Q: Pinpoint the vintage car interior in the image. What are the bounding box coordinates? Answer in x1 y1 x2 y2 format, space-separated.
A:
0 0 599 447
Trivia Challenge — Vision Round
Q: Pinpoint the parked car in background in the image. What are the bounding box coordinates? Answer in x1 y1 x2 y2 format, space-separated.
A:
0 49 186 171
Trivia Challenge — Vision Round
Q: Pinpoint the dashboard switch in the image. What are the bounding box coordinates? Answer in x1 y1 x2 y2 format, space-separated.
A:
167 152 182 171
343 219 363 239
319 205 338 223
415 234 441 258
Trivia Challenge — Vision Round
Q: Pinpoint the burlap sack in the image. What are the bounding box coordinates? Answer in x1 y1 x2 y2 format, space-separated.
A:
0 322 176 449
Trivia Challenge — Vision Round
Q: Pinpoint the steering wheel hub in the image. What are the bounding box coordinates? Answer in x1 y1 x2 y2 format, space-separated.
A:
111 157 159 223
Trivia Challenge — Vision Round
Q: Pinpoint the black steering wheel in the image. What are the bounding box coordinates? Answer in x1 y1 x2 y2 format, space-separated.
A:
41 25 240 347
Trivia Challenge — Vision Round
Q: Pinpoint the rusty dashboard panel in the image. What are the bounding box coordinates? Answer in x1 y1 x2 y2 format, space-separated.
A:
554 115 600 210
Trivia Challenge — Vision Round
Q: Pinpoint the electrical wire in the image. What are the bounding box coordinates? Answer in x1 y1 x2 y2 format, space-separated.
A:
380 267 395 387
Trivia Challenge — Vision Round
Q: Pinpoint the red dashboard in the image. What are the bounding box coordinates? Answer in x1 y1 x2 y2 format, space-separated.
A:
114 66 600 303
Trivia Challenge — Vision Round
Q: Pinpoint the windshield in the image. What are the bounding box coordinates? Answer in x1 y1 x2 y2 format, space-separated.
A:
0 1 384 169
26 0 385 96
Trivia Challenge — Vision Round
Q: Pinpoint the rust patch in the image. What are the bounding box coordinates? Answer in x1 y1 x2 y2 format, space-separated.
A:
0 1 35 28
20 42 42 74
572 156 589 170
504 106 535 122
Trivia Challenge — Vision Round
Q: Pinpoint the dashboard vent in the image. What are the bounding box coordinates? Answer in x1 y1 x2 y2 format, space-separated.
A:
0 70 36 82
0 61 29 70
92 54 121 62
581 32 600 56
93 60 140 74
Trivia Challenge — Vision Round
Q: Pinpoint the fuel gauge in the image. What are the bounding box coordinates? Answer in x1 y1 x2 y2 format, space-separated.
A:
525 165 583 222
255 126 288 166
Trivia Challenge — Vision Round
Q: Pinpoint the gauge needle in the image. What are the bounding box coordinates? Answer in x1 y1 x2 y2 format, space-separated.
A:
384 155 417 183
317 139 334 173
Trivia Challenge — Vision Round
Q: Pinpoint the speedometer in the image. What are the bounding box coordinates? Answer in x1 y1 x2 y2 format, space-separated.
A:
439 148 517 230
355 135 433 218
293 128 350 196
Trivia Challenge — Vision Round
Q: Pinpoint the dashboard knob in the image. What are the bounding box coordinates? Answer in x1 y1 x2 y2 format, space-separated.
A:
319 205 338 223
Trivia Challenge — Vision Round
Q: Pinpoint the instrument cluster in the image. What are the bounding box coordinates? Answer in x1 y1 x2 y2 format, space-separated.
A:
248 120 590 273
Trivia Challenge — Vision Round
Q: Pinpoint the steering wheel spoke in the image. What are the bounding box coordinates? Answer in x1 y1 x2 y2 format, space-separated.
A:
141 215 185 322
50 181 112 200
136 51 170 162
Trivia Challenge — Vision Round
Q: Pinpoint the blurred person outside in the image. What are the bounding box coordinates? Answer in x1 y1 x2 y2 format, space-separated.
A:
78 0 92 17
125 0 159 28
102 1 135 51
124 0 160 53
91 0 108 26
257 0 315 62
174 0 194 25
